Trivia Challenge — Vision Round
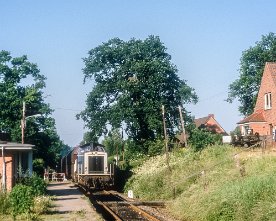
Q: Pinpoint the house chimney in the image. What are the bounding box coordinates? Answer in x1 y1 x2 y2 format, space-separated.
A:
208 114 214 118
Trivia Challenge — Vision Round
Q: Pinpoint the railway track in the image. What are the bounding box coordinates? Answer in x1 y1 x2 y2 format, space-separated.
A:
89 190 165 221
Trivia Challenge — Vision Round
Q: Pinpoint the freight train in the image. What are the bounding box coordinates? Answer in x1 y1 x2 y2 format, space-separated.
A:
61 143 114 189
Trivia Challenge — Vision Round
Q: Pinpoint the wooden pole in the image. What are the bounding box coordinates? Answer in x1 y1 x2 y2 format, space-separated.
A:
162 105 171 172
162 105 174 198
178 106 187 147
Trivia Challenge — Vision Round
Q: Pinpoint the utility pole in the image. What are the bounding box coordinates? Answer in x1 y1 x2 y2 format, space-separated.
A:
21 101 26 144
178 106 187 147
162 105 174 198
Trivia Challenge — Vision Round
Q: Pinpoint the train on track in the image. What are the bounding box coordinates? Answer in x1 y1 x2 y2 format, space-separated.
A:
61 143 115 189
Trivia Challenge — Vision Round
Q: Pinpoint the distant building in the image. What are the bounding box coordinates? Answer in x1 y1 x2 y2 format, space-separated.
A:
194 114 228 135
237 62 276 138
61 145 79 179
0 142 33 191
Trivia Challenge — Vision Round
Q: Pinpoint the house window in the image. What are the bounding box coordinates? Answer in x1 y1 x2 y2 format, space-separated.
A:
264 93 272 110
241 125 249 135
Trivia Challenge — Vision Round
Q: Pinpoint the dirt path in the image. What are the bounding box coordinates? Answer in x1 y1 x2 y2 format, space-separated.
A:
42 182 103 221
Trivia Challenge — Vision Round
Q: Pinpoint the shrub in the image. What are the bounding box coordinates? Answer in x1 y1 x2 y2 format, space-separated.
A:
124 140 145 160
0 192 10 214
145 139 164 156
10 184 34 216
32 195 51 215
19 173 47 196
188 128 221 151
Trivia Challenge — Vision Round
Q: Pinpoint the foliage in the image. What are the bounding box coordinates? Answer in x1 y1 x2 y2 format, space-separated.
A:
9 174 48 219
10 184 34 216
102 128 123 156
227 32 276 116
230 126 242 136
0 50 63 168
80 131 98 145
124 139 145 159
18 173 47 196
203 175 276 221
0 192 10 215
125 145 276 220
78 36 197 150
125 145 234 200
144 139 164 156
32 195 51 215
33 158 45 176
188 127 222 151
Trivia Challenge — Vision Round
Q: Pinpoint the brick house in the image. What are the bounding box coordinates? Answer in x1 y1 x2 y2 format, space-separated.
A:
0 142 33 191
194 114 227 135
237 62 276 137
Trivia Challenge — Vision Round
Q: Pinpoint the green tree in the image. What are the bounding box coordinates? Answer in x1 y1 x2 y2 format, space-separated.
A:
227 32 276 116
0 50 62 168
102 128 123 156
78 36 197 151
79 131 98 145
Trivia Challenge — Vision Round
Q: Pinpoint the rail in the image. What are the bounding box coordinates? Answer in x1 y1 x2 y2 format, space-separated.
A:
91 190 162 221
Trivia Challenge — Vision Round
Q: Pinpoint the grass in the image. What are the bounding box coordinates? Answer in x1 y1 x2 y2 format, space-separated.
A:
125 145 276 220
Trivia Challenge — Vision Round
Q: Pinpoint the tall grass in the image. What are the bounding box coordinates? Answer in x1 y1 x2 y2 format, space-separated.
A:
125 145 276 220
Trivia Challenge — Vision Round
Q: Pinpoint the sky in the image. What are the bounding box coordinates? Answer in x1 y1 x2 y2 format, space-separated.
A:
0 1 275 147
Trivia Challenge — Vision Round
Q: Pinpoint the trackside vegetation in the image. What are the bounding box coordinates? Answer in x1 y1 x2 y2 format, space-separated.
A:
0 174 51 220
125 145 276 220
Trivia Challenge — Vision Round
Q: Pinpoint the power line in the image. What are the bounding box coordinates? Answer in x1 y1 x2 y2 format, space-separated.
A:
54 107 82 112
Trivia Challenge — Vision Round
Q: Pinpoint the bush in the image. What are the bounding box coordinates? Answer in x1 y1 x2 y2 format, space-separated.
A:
32 195 51 215
145 139 164 156
188 128 222 151
19 173 47 196
10 184 34 216
0 192 10 214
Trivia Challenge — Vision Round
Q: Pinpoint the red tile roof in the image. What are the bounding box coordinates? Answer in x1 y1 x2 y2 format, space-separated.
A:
267 62 276 86
194 116 210 128
194 114 227 135
237 110 266 124
194 114 214 128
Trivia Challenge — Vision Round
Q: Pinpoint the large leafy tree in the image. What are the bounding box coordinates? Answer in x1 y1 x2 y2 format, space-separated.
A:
102 129 123 156
0 50 63 168
227 33 276 116
78 36 197 149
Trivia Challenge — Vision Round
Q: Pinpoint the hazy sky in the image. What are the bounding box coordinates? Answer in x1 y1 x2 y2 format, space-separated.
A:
1 1 275 146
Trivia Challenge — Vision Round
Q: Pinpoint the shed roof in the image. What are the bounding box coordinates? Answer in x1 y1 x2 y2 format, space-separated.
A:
0 142 34 150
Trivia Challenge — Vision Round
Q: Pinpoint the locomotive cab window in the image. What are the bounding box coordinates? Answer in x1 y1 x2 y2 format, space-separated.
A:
88 156 104 173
